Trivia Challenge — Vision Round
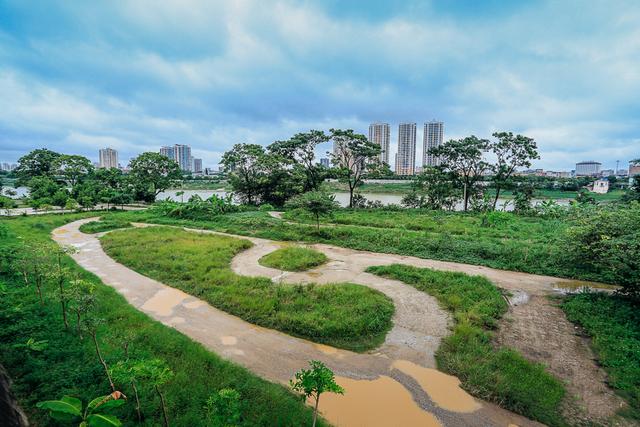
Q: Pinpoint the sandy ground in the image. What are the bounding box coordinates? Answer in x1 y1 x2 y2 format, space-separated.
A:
51 217 619 427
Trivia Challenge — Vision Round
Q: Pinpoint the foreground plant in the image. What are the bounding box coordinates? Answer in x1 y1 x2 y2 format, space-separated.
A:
205 388 242 427
290 360 344 427
37 391 126 427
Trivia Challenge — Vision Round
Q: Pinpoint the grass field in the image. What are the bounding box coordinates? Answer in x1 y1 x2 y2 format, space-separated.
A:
367 264 567 426
259 246 328 271
79 218 132 233
101 226 394 352
0 214 325 426
562 293 640 420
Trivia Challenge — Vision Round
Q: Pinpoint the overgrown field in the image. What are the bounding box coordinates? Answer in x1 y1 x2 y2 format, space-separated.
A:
101 227 394 352
367 264 567 426
79 218 132 233
562 293 640 420
259 246 328 271
0 214 324 426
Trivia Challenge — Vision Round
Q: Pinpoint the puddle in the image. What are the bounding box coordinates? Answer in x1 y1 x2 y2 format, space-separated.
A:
392 360 481 413
141 288 188 316
553 280 618 294
184 300 206 309
221 336 238 346
320 375 441 427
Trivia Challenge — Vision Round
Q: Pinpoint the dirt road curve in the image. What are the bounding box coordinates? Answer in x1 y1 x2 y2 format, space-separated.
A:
53 218 577 426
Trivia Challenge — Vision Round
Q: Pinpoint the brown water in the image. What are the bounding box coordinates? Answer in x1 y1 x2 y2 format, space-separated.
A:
320 375 442 427
392 360 481 413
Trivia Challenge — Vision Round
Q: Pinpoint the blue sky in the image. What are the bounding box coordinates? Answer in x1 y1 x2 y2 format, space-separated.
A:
1 0 639 171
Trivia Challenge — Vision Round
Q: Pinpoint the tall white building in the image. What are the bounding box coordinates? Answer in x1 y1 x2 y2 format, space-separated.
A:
160 146 175 160
193 158 203 174
395 123 416 175
575 161 601 176
368 122 390 165
160 144 192 172
423 120 444 167
98 148 119 169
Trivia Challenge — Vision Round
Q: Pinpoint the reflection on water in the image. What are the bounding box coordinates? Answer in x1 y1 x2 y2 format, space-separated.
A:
320 375 442 427
552 280 618 294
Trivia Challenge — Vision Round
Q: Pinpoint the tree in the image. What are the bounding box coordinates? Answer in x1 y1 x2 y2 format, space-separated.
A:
205 388 241 427
286 191 339 230
129 153 181 202
431 136 490 211
54 155 94 188
130 359 173 427
268 130 329 192
68 279 96 339
290 360 344 427
52 189 70 210
27 176 62 207
489 132 539 209
110 360 143 423
0 195 17 215
37 392 125 427
14 148 61 185
329 129 381 208
512 182 535 214
47 245 77 330
402 167 460 210
221 144 268 205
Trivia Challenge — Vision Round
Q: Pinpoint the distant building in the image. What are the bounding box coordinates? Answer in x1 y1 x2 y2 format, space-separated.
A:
320 158 330 167
368 122 391 165
98 148 119 169
1 162 17 171
600 169 615 177
160 144 192 172
591 179 609 194
629 162 640 177
575 161 601 176
160 145 176 160
422 120 444 167
395 122 416 175
193 158 203 174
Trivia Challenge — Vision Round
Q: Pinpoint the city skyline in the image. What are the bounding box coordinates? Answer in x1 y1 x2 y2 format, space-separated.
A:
0 1 639 171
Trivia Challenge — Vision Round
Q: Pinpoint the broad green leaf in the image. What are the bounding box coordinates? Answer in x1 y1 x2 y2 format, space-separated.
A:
88 395 109 411
36 397 82 417
95 399 125 412
87 413 122 427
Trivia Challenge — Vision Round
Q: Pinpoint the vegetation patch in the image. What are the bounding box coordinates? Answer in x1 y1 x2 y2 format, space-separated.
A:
562 292 640 420
79 219 133 234
101 227 394 352
367 264 567 426
0 213 324 426
259 246 328 271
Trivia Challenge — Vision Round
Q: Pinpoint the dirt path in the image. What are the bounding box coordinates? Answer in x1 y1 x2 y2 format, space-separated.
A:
495 295 629 425
53 218 593 426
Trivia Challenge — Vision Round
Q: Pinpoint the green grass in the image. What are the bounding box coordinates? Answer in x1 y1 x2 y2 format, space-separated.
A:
259 246 328 271
562 293 640 420
101 226 394 352
367 264 567 426
79 219 133 234
0 214 325 426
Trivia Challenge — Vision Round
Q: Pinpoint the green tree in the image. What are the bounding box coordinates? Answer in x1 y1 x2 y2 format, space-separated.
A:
489 132 539 210
68 279 96 339
129 153 181 202
37 392 125 427
110 360 144 423
14 148 61 185
221 144 268 205
268 130 329 192
54 155 94 188
290 360 344 427
329 129 381 208
205 388 242 427
130 359 173 427
512 182 535 214
52 189 70 210
27 176 62 207
0 195 17 215
431 136 490 211
286 191 339 231
402 167 460 210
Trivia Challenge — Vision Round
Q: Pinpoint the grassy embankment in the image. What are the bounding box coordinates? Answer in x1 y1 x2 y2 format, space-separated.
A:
259 246 328 271
101 227 394 352
103 208 595 282
367 264 567 426
79 218 132 233
562 293 640 420
0 214 325 426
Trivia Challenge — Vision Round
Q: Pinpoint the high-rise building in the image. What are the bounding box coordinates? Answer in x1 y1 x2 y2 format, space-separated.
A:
423 120 444 167
193 158 203 174
160 146 176 160
368 122 390 165
575 161 601 176
395 122 416 175
160 144 192 171
320 158 330 167
629 161 640 177
98 148 119 169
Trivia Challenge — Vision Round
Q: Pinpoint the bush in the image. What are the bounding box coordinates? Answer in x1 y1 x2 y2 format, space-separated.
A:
259 203 275 212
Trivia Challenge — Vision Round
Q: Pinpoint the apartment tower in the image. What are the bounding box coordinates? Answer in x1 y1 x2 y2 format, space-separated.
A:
368 122 391 165
98 148 119 169
395 123 417 175
423 120 444 167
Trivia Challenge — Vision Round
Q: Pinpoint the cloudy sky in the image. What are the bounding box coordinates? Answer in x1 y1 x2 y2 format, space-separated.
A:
1 0 639 171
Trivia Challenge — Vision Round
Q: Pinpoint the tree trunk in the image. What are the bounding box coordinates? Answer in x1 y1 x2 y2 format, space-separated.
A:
156 386 169 427
492 186 501 210
132 382 142 423
76 311 83 339
312 394 320 427
463 182 468 211
315 213 320 231
59 281 69 330
91 332 116 392
0 364 29 427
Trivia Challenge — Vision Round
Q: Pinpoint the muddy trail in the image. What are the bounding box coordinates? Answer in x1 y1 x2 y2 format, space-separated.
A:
52 218 618 426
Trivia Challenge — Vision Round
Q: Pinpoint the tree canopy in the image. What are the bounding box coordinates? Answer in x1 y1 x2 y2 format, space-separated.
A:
129 152 182 202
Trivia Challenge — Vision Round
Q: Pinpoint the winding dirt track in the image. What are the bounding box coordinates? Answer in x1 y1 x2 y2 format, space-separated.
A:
51 218 582 427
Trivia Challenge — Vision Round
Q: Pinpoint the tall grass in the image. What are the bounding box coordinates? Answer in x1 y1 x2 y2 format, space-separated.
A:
101 227 394 352
259 246 328 271
367 264 567 427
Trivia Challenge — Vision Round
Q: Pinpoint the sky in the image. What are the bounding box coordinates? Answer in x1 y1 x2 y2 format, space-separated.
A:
0 0 639 171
